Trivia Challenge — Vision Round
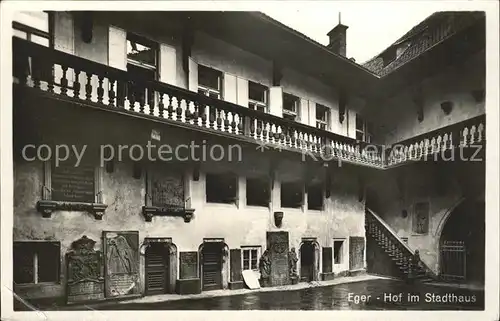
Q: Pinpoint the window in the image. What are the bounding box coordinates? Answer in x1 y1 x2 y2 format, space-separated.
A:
126 33 158 106
246 177 270 207
13 241 60 284
283 93 300 121
206 172 238 204
242 246 260 271
198 65 223 99
333 239 345 264
13 11 52 47
355 114 372 143
307 182 324 211
248 81 268 112
281 181 303 208
316 104 330 130
13 11 53 82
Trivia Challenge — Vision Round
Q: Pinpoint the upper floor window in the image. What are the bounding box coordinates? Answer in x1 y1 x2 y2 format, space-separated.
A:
283 93 300 121
307 182 324 211
127 33 158 71
246 176 270 207
206 172 237 204
355 114 372 143
316 104 330 130
281 181 303 209
248 81 268 112
126 34 158 105
13 241 60 284
12 11 52 47
198 65 223 99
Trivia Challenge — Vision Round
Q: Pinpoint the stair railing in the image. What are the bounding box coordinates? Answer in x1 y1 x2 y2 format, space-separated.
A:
366 207 437 279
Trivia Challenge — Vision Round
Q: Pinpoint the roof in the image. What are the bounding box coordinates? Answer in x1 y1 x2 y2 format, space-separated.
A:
362 11 485 77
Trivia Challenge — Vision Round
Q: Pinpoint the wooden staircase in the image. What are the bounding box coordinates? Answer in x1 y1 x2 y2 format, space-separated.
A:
365 208 436 282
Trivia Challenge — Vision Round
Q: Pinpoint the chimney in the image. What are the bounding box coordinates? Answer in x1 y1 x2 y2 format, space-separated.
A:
327 13 348 57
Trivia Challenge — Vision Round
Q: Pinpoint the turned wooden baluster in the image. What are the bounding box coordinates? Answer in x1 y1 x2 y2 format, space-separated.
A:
85 73 93 102
477 123 484 143
158 93 164 118
193 101 200 126
176 98 183 121
216 109 223 131
96 74 104 104
108 77 115 107
73 69 81 100
167 95 174 120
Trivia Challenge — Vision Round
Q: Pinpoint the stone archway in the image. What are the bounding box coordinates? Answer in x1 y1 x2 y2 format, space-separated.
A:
139 238 177 295
438 198 485 284
198 238 229 291
298 238 320 282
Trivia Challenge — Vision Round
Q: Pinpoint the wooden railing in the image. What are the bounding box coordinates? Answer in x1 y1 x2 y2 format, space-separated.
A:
12 37 385 168
385 115 486 166
12 38 486 169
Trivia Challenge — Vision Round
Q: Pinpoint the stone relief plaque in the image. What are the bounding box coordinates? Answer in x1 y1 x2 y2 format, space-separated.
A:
266 231 290 286
349 237 365 271
150 167 184 207
52 163 95 203
179 251 198 279
66 235 104 304
103 231 140 298
413 201 430 234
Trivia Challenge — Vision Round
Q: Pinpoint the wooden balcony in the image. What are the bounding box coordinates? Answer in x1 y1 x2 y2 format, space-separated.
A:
12 38 485 169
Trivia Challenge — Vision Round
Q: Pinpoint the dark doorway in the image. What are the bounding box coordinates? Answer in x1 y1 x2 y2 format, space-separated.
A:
201 242 223 291
145 243 169 295
440 200 485 284
300 242 315 282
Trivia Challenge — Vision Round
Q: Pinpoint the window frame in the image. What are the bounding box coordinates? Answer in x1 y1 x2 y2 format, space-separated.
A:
282 93 300 121
205 172 238 204
246 176 271 207
307 181 324 211
13 241 61 285
198 65 223 99
315 103 330 130
12 11 54 48
333 239 345 265
248 81 269 113
241 246 261 271
280 180 304 209
126 32 159 73
355 114 372 143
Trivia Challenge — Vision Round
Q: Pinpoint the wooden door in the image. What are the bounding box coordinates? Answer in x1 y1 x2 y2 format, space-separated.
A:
300 242 314 282
145 243 169 295
202 242 223 291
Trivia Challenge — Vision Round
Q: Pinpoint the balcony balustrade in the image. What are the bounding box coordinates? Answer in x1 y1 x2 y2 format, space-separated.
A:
12 38 485 169
385 114 485 167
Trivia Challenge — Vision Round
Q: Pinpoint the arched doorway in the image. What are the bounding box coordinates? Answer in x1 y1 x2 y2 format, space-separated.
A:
439 199 485 284
299 240 319 282
145 242 171 295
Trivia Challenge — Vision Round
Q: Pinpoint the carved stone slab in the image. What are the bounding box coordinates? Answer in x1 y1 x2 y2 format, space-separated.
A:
66 235 104 304
266 231 290 286
103 231 140 298
349 236 365 271
179 251 198 279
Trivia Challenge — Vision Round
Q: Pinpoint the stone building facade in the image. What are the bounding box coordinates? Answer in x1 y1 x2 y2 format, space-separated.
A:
11 10 485 305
